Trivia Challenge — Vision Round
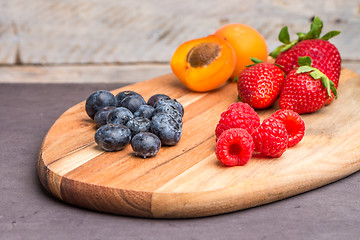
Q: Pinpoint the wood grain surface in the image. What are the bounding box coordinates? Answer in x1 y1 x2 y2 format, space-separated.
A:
38 68 360 218
2 0 360 65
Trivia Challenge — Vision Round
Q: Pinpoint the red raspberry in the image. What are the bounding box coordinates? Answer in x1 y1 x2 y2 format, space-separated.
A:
216 111 260 139
215 102 260 139
223 102 258 117
270 109 305 147
216 128 254 166
252 117 288 158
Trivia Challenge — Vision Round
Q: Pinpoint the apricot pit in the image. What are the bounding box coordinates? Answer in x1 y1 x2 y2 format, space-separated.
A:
187 42 221 68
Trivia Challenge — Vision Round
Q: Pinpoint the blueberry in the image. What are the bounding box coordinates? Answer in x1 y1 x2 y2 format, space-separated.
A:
115 91 140 105
107 107 134 125
131 132 161 158
150 113 182 146
95 124 131 151
94 106 116 127
147 94 171 107
153 105 182 126
133 104 155 119
85 90 116 119
155 99 184 116
118 94 146 113
126 117 151 137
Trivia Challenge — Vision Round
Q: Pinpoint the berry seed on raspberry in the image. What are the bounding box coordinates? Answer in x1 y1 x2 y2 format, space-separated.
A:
215 128 254 166
270 109 305 147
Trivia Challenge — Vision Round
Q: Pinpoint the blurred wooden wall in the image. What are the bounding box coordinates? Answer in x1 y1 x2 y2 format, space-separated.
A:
1 0 359 83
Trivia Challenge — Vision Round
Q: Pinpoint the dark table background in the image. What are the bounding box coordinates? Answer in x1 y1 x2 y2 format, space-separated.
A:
1 83 360 240
1 1 360 238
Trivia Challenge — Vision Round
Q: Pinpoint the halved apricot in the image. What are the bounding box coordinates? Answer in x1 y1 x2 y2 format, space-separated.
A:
214 24 268 80
170 35 236 92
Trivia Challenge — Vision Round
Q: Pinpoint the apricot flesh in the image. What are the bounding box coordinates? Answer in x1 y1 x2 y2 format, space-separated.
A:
170 35 236 92
215 24 268 80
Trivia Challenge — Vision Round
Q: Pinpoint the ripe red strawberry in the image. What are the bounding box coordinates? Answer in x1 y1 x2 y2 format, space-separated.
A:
279 56 337 114
270 17 341 89
237 58 285 109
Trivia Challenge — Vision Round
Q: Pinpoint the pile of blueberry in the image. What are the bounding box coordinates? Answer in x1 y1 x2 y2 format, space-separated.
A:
85 90 184 158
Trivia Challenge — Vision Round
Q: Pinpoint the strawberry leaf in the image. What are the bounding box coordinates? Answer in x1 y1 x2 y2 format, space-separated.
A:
246 57 263 67
250 57 263 64
302 16 323 40
297 66 314 74
233 76 239 83
319 75 337 98
309 70 325 80
331 83 338 99
279 26 291 44
270 17 340 59
270 26 298 58
274 63 284 69
269 45 284 58
296 32 306 39
270 40 298 58
306 68 338 99
321 30 341 40
298 56 312 67
295 55 337 99
280 40 298 52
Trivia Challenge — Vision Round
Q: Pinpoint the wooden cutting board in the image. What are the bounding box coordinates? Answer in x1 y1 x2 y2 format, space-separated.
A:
38 68 360 218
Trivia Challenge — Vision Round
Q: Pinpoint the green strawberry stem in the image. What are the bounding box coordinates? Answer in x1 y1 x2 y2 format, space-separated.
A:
245 57 283 69
296 56 337 99
232 58 264 82
245 57 263 68
270 17 340 58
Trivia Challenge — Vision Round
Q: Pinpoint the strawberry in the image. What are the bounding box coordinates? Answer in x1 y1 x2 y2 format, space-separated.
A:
279 56 337 114
270 17 341 89
237 58 285 109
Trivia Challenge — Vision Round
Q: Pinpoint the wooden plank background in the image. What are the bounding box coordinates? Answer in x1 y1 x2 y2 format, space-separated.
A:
0 0 359 83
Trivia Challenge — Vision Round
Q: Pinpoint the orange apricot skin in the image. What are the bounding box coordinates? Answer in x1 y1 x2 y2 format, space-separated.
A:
170 35 236 92
215 24 268 79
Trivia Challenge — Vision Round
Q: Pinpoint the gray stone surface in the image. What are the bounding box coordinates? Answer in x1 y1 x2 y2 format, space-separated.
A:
1 83 360 240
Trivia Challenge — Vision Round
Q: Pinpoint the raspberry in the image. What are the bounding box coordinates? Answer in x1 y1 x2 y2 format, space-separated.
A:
252 117 288 158
215 128 254 166
215 111 260 139
215 103 260 139
270 109 305 147
221 102 258 118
